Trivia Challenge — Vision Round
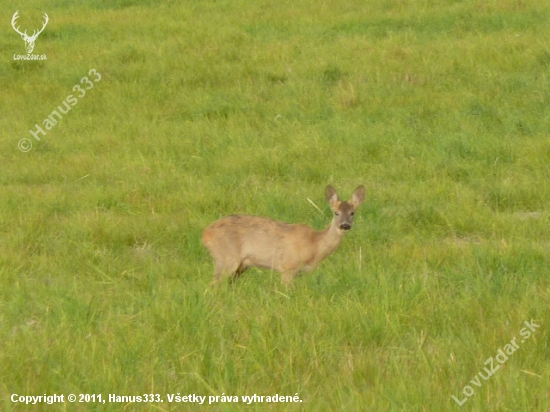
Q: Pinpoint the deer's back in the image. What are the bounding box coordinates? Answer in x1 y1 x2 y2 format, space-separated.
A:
203 214 313 241
202 214 315 261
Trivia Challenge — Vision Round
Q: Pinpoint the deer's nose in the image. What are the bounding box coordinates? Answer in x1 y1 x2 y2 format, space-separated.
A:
339 223 351 231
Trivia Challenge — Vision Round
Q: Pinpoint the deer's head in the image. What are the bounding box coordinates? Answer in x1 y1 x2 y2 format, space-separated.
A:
11 11 49 54
325 185 366 232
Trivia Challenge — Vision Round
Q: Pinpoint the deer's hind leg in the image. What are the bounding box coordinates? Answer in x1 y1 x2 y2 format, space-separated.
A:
212 259 248 285
228 261 249 283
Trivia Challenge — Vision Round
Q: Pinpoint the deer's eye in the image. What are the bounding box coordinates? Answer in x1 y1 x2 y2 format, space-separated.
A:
334 211 340 216
351 212 355 216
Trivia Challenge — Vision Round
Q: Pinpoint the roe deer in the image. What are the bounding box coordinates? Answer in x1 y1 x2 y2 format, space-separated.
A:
202 185 365 286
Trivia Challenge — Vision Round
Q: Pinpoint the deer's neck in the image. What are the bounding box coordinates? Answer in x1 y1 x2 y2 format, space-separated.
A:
313 220 345 261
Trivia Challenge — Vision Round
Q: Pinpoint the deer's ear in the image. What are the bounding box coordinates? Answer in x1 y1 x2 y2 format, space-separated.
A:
350 185 365 208
325 185 339 207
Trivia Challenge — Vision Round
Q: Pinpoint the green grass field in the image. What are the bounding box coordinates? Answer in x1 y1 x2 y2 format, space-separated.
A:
1 0 549 410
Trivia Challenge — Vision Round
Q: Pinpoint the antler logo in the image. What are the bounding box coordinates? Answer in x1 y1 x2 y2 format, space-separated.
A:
11 10 49 54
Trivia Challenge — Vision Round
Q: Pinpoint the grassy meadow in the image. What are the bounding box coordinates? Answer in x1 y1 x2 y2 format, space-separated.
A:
1 0 550 410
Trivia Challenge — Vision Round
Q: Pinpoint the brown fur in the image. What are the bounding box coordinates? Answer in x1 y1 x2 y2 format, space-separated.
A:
203 185 365 285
